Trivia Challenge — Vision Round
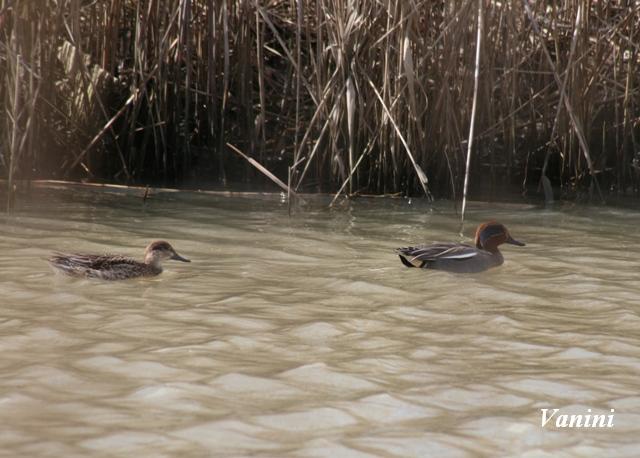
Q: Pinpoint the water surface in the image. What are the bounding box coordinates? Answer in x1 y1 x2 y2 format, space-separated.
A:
1 185 639 457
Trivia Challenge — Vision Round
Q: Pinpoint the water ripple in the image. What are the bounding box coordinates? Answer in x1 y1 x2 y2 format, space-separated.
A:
1 188 639 456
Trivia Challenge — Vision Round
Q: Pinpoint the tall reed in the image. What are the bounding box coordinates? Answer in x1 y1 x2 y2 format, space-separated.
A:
1 1 639 202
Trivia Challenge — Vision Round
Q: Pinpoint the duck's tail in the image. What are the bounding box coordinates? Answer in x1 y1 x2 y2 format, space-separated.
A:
396 248 427 268
48 253 89 277
398 254 416 268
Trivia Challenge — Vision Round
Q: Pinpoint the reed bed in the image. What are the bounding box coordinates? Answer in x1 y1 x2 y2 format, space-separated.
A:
1 0 639 207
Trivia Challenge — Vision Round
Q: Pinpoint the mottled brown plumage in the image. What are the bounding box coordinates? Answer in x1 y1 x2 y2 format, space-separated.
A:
49 241 190 280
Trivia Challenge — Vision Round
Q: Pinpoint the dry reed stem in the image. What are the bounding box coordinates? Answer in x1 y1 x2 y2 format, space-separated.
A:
226 142 294 195
460 0 483 228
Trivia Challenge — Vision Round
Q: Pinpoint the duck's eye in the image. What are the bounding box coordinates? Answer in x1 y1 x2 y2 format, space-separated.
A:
479 225 506 245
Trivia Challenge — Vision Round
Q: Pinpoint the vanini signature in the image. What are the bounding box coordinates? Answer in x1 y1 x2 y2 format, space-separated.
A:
541 408 614 428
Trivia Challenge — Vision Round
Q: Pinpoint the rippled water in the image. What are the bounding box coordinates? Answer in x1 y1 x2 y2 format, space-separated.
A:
1 183 640 457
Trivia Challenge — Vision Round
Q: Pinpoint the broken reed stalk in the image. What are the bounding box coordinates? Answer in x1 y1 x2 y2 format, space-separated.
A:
522 0 605 203
226 142 294 195
538 1 599 201
366 77 431 200
329 128 382 207
65 92 134 177
460 0 483 229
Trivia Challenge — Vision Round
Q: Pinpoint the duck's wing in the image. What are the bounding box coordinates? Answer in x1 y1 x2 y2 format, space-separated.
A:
48 253 138 278
396 243 477 267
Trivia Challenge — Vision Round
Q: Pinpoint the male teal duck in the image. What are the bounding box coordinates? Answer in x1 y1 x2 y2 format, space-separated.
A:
49 240 190 280
396 221 525 273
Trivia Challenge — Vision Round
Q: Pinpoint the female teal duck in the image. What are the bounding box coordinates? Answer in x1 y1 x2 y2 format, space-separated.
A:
49 241 190 280
396 221 525 273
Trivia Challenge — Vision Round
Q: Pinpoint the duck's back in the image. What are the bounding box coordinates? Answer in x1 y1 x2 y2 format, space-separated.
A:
396 242 503 273
49 254 160 280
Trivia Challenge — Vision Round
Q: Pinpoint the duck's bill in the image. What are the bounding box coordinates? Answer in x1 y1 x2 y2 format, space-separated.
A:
506 236 525 246
171 253 191 262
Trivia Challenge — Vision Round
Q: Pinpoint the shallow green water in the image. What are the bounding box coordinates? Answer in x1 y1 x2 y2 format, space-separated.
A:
1 185 639 457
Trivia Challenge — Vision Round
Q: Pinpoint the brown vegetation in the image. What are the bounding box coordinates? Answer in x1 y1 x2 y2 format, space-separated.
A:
1 1 639 208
